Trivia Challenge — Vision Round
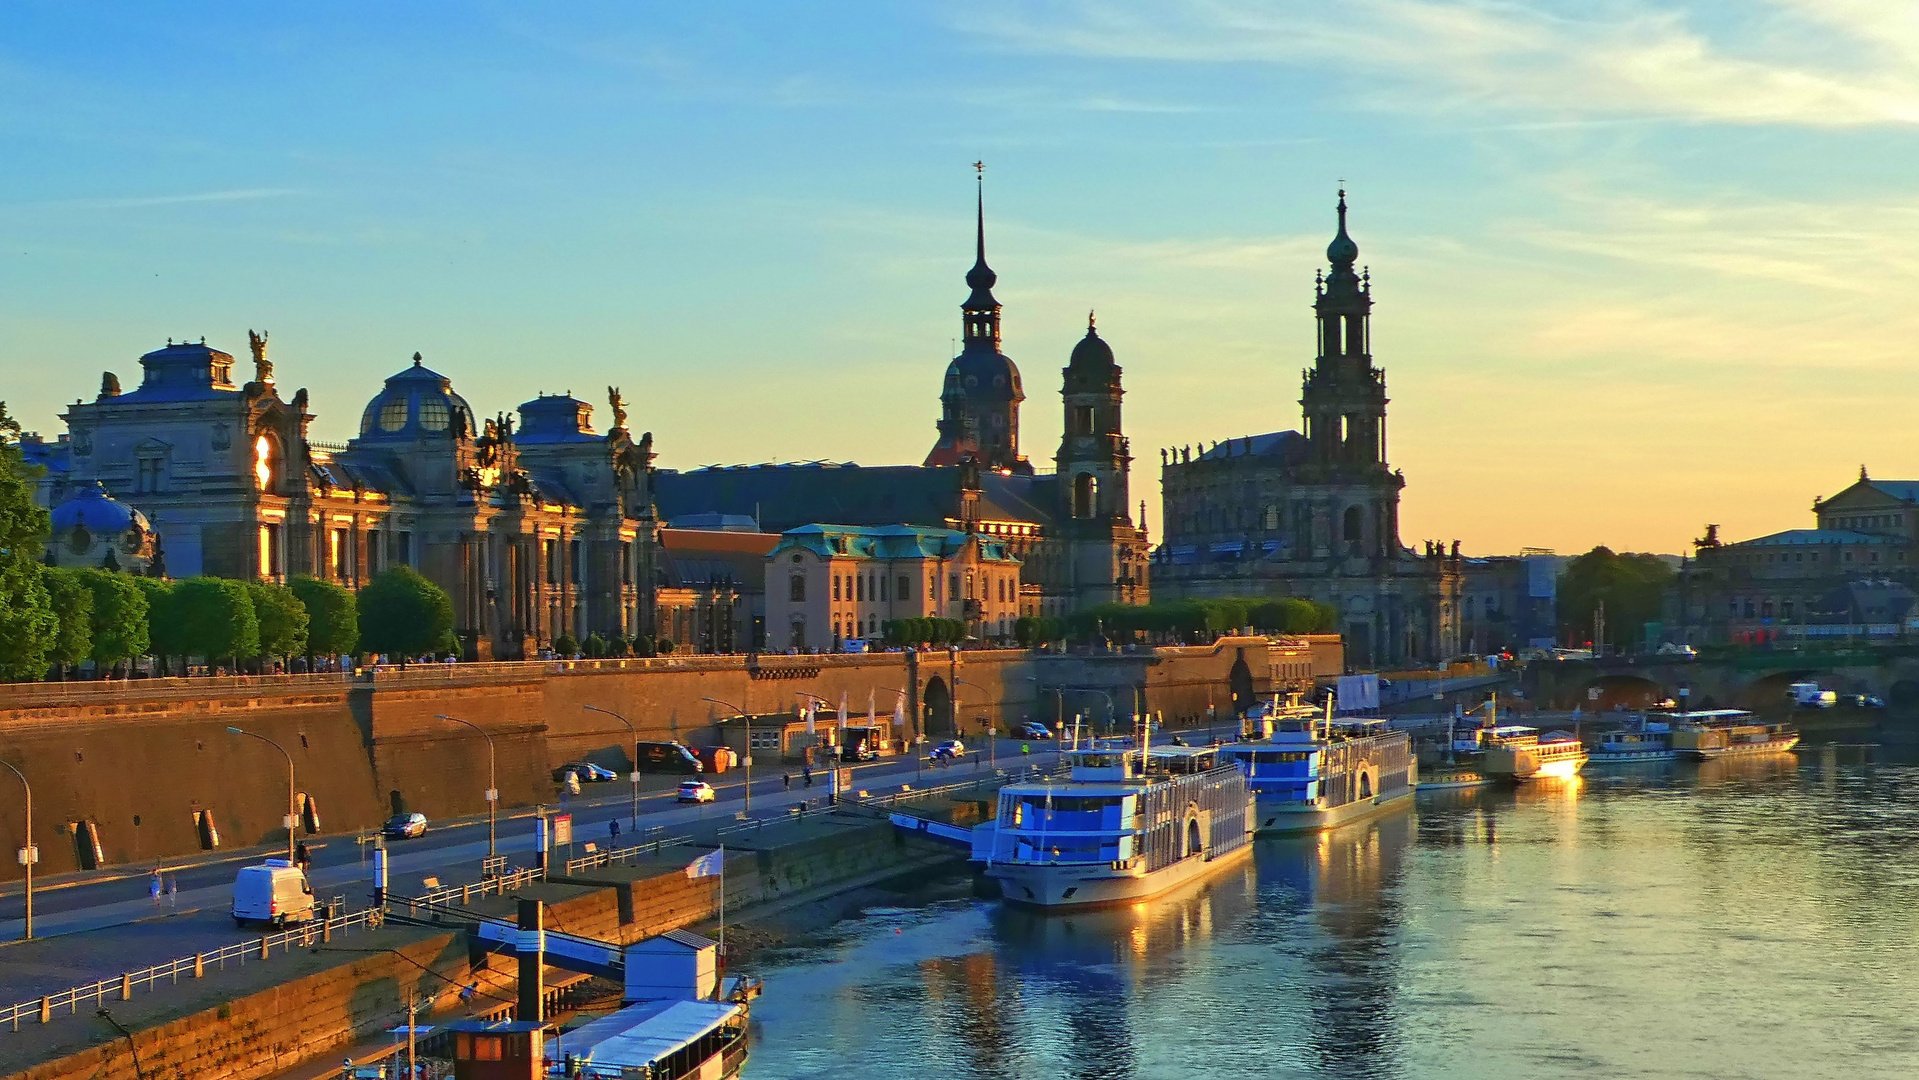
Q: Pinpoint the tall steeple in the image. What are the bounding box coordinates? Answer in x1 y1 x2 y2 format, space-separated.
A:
926 163 1029 474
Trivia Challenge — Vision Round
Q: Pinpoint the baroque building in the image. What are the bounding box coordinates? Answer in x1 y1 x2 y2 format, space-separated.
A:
25 334 660 659
656 182 1149 636
1154 194 1460 666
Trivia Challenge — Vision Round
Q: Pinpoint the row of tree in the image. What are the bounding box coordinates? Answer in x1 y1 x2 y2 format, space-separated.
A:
555 633 677 658
879 617 971 648
1555 546 1676 653
1067 597 1339 641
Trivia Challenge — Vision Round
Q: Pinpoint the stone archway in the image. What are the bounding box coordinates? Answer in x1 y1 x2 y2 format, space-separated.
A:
923 676 954 737
1229 651 1255 716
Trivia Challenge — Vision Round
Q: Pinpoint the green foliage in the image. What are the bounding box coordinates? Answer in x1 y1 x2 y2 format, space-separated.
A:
174 576 260 665
553 633 580 657
0 403 56 681
656 637 676 655
1012 615 1068 648
1248 597 1339 634
1066 597 1337 641
885 617 966 646
582 633 608 658
43 567 93 669
246 580 309 661
133 577 180 663
1557 547 1676 652
287 575 358 657
632 634 657 657
75 567 150 667
357 566 454 660
603 634 628 657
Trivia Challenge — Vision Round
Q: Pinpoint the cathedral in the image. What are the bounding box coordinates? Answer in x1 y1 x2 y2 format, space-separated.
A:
1154 194 1460 666
655 176 1151 624
24 335 659 660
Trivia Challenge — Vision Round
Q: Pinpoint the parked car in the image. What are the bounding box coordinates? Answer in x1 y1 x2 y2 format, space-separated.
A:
677 780 717 804
1016 722 1054 741
553 762 618 783
1839 693 1887 709
1655 643 1699 658
382 812 428 839
930 739 966 760
232 860 316 927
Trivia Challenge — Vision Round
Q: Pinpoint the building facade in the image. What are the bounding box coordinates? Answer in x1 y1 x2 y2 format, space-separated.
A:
25 335 660 659
1153 194 1460 666
1678 469 1919 645
762 524 1023 651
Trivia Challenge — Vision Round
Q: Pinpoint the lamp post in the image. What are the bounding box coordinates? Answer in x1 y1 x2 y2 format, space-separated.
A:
225 727 296 864
0 761 34 939
796 691 834 770
434 715 497 859
1066 687 1117 738
701 698 751 815
1023 675 1064 734
582 704 641 830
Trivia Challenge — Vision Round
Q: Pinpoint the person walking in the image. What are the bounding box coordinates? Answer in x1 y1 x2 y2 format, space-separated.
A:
166 874 179 908
150 869 163 908
802 764 813 788
609 818 621 844
782 773 791 791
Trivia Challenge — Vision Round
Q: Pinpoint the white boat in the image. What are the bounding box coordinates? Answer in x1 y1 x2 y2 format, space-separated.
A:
1668 709 1800 760
1589 717 1675 763
1216 715 1417 832
1479 725 1588 781
974 744 1254 912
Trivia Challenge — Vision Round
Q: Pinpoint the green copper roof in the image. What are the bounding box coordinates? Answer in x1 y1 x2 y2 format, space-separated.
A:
770 523 1020 564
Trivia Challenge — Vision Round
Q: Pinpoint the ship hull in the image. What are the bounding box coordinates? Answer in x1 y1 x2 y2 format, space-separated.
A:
1250 786 1416 833
1676 734 1800 760
989 842 1252 912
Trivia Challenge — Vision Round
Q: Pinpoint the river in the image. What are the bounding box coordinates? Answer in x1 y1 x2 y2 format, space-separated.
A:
740 744 1919 1078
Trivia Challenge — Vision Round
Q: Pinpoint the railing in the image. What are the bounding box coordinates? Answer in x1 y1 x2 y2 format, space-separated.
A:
399 867 546 914
0 670 353 705
563 832 692 875
0 905 386 1032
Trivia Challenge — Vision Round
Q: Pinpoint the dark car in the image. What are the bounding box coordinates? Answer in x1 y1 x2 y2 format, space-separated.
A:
382 812 427 839
553 762 618 783
1016 722 1054 741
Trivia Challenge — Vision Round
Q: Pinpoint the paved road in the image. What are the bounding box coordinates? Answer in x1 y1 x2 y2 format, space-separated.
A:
0 739 1057 951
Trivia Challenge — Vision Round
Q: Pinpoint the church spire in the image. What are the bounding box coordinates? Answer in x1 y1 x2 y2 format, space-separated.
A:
962 162 1001 345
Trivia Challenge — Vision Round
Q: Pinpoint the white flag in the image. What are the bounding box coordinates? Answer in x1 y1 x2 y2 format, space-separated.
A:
804 703 815 735
838 692 848 730
867 689 876 728
893 696 906 729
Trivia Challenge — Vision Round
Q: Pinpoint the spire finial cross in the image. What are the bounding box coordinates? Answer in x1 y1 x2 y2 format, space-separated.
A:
973 160 984 176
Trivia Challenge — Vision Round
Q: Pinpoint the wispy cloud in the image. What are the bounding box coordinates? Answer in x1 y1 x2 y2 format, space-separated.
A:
32 188 305 211
963 1 1919 127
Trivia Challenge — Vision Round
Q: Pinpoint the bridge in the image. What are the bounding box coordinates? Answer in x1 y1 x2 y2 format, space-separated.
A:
1520 648 1919 712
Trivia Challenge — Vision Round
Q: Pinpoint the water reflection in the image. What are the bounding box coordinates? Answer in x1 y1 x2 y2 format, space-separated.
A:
744 750 1919 1079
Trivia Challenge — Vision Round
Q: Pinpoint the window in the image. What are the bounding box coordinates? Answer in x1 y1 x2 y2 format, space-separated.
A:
951 573 960 600
418 398 450 432
136 458 164 494
833 576 842 601
790 575 806 603
621 541 633 585
379 397 408 431
366 530 381 574
1782 600 1794 619
569 539 582 584
898 575 911 600
254 435 275 491
1073 473 1097 518
1075 405 1096 435
856 575 865 602
544 539 558 580
930 572 940 600
396 531 412 566
331 528 351 580
880 575 889 602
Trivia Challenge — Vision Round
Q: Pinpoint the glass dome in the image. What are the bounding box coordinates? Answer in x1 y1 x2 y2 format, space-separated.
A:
356 353 474 441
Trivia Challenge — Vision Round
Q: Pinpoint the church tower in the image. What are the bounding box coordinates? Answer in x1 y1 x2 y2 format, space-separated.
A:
1299 190 1403 559
925 172 1031 474
1054 314 1147 607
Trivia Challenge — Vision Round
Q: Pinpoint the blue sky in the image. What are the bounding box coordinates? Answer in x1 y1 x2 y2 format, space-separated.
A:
6 1 1919 553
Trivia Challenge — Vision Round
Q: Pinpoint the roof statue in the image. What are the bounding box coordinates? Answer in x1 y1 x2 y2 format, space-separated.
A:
99 371 120 399
248 329 272 384
608 385 627 431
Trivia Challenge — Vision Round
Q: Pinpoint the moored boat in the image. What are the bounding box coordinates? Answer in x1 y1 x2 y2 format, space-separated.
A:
1216 715 1417 832
1588 717 1675 763
974 744 1254 912
1480 725 1588 782
1668 709 1800 760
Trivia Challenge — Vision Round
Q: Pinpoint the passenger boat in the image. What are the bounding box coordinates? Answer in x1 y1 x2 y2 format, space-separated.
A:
1668 709 1800 760
540 928 753 1079
974 743 1254 912
1216 713 1417 832
1479 725 1588 781
1588 717 1675 763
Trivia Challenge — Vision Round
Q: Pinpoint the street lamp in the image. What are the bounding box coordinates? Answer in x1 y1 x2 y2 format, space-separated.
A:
225 727 296 864
582 704 642 831
1023 675 1064 734
434 715 497 859
701 698 752 815
1067 687 1117 738
953 678 995 772
795 691 834 769
0 761 34 939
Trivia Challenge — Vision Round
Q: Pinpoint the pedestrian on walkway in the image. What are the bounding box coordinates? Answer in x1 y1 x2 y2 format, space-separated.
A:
609 818 620 844
166 874 178 907
150 869 163 908
782 773 791 791
802 765 813 788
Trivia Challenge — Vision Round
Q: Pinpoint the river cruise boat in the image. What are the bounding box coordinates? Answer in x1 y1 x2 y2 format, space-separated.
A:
1668 709 1800 759
1216 716 1417 832
1589 716 1675 763
974 744 1254 912
1479 725 1588 782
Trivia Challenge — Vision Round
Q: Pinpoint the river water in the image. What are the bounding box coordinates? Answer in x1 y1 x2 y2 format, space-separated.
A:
740 744 1919 1079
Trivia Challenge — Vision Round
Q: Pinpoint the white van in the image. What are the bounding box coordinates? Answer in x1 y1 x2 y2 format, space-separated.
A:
232 859 317 927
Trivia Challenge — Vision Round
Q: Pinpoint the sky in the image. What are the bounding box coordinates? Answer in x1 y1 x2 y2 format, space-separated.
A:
4 1 1918 556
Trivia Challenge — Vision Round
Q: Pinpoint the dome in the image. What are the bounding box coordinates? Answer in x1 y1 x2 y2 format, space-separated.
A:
118 341 242 403
1068 318 1115 371
517 393 600 444
944 340 1023 403
50 482 150 535
356 353 476 441
1326 190 1359 266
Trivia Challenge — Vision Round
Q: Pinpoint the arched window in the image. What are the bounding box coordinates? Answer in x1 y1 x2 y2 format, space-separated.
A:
1073 473 1097 518
1343 506 1363 543
790 575 806 603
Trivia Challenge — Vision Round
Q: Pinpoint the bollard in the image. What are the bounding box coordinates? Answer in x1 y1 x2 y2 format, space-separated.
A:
323 918 332 944
120 973 131 1001
194 954 204 978
261 937 270 960
38 997 49 1024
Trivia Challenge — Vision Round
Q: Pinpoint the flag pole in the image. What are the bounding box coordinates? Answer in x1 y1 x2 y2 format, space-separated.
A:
718 842 726 980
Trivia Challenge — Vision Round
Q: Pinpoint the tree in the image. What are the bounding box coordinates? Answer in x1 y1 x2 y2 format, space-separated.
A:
174 576 260 670
0 401 56 682
134 577 180 676
246 580 309 667
582 633 607 658
553 633 579 658
1557 546 1676 653
655 637 676 655
287 575 358 661
43 567 94 676
357 566 454 661
76 567 149 672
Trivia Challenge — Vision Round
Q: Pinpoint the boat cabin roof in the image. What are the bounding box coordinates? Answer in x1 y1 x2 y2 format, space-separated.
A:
1660 709 1755 722
1484 725 1538 737
544 999 742 1075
